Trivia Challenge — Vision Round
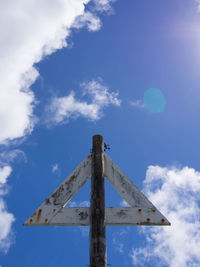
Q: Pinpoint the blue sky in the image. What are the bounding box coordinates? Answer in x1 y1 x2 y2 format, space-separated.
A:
1 0 200 266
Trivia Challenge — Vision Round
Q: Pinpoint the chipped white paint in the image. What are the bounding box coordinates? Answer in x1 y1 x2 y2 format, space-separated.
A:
24 154 92 225
24 152 170 227
24 208 90 226
105 207 170 226
24 207 170 226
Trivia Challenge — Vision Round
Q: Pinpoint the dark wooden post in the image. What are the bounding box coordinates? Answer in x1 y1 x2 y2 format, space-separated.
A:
90 135 107 267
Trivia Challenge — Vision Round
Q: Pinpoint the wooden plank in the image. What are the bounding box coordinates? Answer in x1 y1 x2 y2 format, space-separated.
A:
90 135 107 267
24 208 90 226
105 207 170 226
23 207 170 226
23 154 92 226
104 154 170 225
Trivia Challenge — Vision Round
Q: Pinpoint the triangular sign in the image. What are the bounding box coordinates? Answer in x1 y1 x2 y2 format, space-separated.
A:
24 153 170 226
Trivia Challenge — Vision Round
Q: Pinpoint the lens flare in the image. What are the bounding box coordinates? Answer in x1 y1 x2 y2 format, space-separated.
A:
143 88 166 113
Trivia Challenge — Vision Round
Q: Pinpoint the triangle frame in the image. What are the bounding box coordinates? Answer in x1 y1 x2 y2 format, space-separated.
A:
24 153 170 226
24 154 92 226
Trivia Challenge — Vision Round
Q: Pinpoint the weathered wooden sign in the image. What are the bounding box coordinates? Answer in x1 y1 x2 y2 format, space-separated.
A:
24 135 170 267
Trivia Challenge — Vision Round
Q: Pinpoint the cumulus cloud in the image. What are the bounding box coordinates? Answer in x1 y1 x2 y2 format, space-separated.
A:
0 149 26 253
0 0 118 145
73 0 117 32
0 0 91 253
0 166 15 253
46 79 121 124
131 165 200 267
0 0 92 144
0 149 27 253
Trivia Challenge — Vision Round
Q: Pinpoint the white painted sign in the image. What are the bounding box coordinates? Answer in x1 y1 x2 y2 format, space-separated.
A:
24 153 170 226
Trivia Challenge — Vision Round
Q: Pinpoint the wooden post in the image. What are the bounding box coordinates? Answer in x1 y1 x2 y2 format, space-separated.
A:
90 135 107 267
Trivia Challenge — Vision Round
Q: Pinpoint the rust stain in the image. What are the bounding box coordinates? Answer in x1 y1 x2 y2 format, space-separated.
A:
161 219 165 223
36 209 42 223
146 218 150 222
152 209 156 213
30 219 33 224
138 209 142 214
45 218 48 223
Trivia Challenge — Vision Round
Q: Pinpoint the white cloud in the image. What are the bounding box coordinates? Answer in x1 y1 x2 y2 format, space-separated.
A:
0 150 26 166
0 166 12 186
131 165 200 267
0 0 118 144
73 0 116 32
47 79 121 124
130 100 145 109
79 201 90 207
0 0 90 144
93 0 116 13
47 91 99 123
112 229 128 253
0 0 117 254
67 201 90 207
0 166 15 253
81 79 121 106
0 150 26 253
73 11 102 32
119 199 130 207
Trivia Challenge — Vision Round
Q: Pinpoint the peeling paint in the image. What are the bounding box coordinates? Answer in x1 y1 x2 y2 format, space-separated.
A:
79 211 89 220
116 210 126 218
